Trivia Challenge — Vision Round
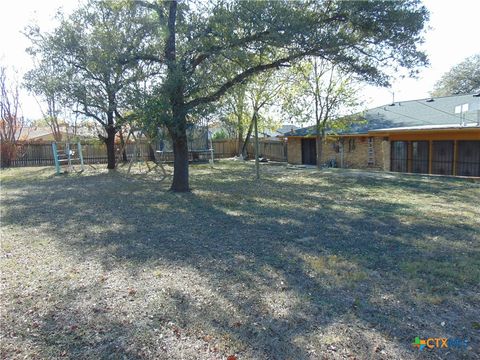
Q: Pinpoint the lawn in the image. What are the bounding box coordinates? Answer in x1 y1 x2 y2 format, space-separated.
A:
0 161 479 359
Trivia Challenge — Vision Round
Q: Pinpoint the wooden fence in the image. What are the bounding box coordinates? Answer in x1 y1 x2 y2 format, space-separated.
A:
6 142 152 167
2 138 287 168
212 138 287 162
247 140 287 162
211 139 238 158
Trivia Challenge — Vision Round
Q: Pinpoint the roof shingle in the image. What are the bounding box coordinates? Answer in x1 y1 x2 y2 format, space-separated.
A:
285 93 480 136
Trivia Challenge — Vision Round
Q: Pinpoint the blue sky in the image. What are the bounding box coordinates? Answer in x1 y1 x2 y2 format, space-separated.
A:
1 0 479 121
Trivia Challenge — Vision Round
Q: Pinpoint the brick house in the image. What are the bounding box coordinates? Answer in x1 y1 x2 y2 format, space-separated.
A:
284 93 480 177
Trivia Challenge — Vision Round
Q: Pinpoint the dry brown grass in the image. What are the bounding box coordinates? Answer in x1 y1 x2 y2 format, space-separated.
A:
1 161 479 359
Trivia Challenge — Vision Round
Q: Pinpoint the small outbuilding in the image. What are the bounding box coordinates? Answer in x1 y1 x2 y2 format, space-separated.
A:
284 93 480 177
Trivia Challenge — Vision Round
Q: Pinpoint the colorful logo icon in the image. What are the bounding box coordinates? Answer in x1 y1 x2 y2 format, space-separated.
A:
412 337 467 351
413 337 427 350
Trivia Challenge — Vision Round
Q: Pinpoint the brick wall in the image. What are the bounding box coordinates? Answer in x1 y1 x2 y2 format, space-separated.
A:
287 137 302 164
287 136 391 170
381 138 390 171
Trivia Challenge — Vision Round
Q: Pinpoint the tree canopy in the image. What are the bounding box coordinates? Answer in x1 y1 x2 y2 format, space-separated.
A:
25 0 158 168
130 0 429 191
432 53 480 97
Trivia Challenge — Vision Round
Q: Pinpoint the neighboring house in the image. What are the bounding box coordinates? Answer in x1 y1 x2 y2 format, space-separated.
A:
207 122 299 140
285 93 480 177
18 126 98 143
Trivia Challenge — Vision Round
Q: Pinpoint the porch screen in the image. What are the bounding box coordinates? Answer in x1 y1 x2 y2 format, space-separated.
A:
411 141 429 174
391 141 408 172
432 141 454 175
457 141 480 177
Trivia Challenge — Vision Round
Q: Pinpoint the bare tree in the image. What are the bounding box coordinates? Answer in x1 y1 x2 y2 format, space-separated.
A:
0 65 25 167
288 59 360 168
25 60 64 142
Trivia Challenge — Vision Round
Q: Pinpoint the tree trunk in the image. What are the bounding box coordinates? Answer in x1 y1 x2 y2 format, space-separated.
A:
119 131 128 162
241 113 256 158
316 133 323 168
316 119 322 168
148 143 156 162
237 126 243 156
0 142 14 167
314 58 322 169
253 112 260 179
51 118 62 142
164 0 189 192
316 126 325 168
106 126 116 169
170 126 189 192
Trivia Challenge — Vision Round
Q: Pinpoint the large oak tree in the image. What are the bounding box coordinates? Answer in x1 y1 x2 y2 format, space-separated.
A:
25 1 158 169
132 0 429 191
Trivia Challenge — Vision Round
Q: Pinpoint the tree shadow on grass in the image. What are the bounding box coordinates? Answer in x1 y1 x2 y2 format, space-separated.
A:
1 169 479 359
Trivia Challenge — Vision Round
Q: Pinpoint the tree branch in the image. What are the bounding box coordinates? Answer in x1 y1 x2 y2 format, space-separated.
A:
133 0 165 21
74 108 106 127
185 53 305 110
118 53 164 65
186 30 271 73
